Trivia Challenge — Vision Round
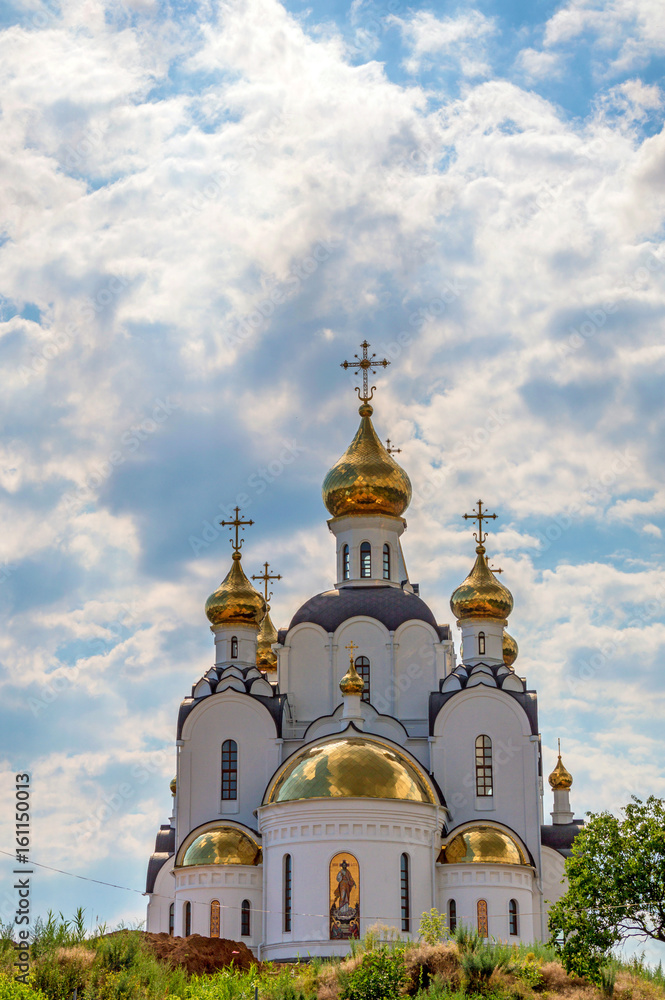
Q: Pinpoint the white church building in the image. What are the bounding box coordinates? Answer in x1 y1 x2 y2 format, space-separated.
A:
145 343 581 958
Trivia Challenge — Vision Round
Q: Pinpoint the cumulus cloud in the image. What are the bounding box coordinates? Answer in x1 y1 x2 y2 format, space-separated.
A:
389 9 496 77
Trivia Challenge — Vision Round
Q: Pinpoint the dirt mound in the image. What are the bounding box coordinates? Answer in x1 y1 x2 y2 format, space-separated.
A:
111 931 258 976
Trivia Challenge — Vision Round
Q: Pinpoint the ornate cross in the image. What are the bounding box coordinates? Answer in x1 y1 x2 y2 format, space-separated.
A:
344 639 359 664
340 340 390 403
462 499 497 546
251 562 282 603
386 438 402 455
220 506 254 553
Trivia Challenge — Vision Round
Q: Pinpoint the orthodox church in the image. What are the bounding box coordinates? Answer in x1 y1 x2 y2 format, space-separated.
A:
145 342 582 958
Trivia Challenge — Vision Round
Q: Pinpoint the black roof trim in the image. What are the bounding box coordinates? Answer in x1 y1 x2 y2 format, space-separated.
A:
176 690 287 740
145 824 175 893
541 821 584 857
287 585 442 635
429 664 539 736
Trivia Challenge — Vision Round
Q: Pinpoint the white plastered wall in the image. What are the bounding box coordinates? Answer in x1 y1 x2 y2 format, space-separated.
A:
436 863 537 942
541 845 568 913
173 863 262 948
146 859 175 933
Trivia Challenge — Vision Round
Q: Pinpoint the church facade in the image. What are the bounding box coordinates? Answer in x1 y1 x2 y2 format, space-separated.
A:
145 346 581 957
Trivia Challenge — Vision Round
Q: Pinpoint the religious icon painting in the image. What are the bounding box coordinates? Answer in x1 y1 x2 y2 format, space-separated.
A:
329 852 360 939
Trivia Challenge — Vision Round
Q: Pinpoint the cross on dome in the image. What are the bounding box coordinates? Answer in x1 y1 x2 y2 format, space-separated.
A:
463 499 497 549
220 506 254 554
340 340 390 403
251 562 282 603
386 438 402 455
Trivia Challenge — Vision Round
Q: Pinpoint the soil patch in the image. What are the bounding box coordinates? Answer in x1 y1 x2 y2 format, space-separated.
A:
110 930 258 976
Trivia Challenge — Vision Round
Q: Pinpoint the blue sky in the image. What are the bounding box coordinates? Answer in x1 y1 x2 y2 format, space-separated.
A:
1 0 664 958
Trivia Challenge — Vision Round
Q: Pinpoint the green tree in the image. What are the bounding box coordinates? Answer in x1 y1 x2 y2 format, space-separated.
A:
548 796 665 985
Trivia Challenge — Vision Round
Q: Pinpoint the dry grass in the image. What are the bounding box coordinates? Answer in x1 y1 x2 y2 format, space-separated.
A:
53 945 96 968
614 972 665 1000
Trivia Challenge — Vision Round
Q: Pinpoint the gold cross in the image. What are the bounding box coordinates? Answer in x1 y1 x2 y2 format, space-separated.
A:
341 340 390 403
220 506 254 553
251 561 282 602
463 499 497 546
386 438 402 455
344 640 359 664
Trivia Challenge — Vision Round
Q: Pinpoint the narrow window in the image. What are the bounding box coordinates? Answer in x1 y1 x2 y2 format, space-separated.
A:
477 899 488 937
478 631 485 655
448 899 457 933
400 853 410 932
221 739 238 800
284 854 292 932
343 544 350 580
184 901 192 937
509 899 519 936
355 656 370 703
231 636 238 659
168 902 174 936
210 899 220 937
241 899 251 937
475 735 493 796
360 542 371 578
383 544 391 579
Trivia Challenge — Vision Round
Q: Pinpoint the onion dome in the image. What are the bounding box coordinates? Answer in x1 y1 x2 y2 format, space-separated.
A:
440 825 527 865
549 752 573 791
340 657 364 696
451 545 513 622
169 776 176 796
503 631 518 668
205 552 266 628
178 827 262 867
264 736 435 804
322 402 412 518
256 606 278 672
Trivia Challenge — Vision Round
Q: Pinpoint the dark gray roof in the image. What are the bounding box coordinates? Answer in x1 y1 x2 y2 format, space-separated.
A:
541 821 584 857
285 586 448 638
145 824 175 893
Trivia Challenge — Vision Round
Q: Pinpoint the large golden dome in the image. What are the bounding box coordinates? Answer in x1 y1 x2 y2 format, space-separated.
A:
264 736 434 804
322 403 412 518
179 827 262 867
256 606 278 672
205 553 266 628
451 545 513 622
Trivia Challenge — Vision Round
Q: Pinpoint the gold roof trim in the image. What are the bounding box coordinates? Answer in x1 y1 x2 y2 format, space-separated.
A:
322 403 412 519
450 544 513 622
178 826 262 867
264 736 435 805
439 825 528 866
205 552 266 628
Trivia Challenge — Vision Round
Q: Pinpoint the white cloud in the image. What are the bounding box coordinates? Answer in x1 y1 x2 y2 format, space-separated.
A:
543 0 665 75
389 10 496 77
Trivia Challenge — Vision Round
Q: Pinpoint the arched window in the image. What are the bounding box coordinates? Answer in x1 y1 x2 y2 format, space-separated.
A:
355 656 370 703
509 899 519 936
330 853 360 939
284 854 292 931
230 636 238 659
448 899 457 933
168 902 174 936
360 542 371 578
343 544 350 580
241 899 251 937
210 899 220 937
475 735 493 797
383 544 391 579
184 901 192 937
478 631 485 655
221 739 238 800
477 899 488 937
400 853 410 932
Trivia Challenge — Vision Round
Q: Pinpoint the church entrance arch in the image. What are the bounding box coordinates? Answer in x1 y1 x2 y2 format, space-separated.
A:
329 852 360 940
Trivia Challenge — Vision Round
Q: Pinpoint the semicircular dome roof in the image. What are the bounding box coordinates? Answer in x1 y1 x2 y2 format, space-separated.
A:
264 736 435 805
179 827 262 867
441 826 527 865
288 586 440 634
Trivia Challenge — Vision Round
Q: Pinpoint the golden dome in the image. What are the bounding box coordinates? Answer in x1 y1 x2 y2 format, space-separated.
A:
451 545 513 621
169 776 176 796
256 606 278 672
205 553 266 628
179 827 262 867
549 753 573 791
340 657 365 695
503 631 518 667
322 403 412 518
264 736 434 805
440 826 527 865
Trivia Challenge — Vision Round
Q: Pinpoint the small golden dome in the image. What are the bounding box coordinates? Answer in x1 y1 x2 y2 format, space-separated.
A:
440 826 527 865
256 606 278 672
205 552 266 628
340 657 365 695
451 545 513 622
549 753 573 791
503 631 518 667
169 776 176 796
322 403 412 518
179 827 262 867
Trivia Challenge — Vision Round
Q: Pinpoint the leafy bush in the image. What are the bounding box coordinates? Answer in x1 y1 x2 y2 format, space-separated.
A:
96 932 143 972
0 972 47 1000
510 950 544 989
32 910 88 960
419 911 448 947
340 947 409 1000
